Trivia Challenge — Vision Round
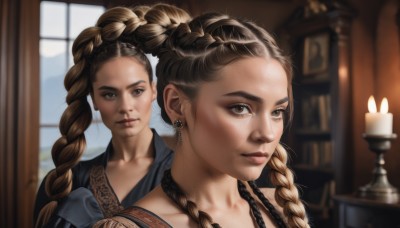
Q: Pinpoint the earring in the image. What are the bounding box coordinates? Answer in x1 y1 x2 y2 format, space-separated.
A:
173 119 184 144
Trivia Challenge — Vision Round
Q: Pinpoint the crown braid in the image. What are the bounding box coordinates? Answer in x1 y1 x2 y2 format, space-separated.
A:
35 6 160 228
133 4 191 54
268 144 309 228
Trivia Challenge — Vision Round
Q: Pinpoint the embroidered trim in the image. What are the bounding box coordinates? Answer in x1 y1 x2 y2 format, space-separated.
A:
90 165 124 218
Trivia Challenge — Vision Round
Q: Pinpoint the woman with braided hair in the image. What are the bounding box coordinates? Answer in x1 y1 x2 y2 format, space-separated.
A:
93 4 310 228
33 5 191 228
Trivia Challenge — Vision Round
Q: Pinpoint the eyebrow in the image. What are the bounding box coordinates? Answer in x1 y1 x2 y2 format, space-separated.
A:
224 91 289 105
98 80 146 91
275 97 289 105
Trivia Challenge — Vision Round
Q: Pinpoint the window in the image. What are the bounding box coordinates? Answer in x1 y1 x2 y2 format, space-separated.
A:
39 1 107 182
39 1 173 184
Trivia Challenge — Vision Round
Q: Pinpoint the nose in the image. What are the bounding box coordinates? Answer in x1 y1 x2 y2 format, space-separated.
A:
119 93 134 113
251 114 276 143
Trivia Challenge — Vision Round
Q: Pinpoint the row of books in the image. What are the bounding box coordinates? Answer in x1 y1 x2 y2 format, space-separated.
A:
300 141 333 167
301 94 331 131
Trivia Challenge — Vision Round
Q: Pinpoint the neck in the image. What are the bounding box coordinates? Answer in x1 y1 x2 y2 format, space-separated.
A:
110 127 154 161
170 147 242 210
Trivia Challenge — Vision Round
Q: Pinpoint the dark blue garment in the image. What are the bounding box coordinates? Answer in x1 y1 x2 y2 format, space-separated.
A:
34 129 173 228
43 188 104 228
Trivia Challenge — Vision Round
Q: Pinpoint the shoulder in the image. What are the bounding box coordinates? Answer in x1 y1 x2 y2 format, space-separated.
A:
134 187 192 227
134 186 175 213
93 206 175 228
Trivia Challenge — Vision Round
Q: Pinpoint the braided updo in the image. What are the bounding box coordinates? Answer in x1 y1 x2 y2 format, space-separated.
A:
130 7 308 227
35 6 166 228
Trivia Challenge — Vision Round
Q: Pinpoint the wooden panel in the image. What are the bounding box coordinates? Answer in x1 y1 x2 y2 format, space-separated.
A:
17 0 40 227
0 0 39 227
0 0 18 227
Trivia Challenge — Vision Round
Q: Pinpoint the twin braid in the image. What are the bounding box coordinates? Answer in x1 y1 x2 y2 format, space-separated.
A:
248 181 287 228
161 170 220 228
161 170 290 227
35 6 153 228
267 144 310 228
237 181 266 228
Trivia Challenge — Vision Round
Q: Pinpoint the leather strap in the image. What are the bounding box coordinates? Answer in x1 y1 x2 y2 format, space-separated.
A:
117 206 172 228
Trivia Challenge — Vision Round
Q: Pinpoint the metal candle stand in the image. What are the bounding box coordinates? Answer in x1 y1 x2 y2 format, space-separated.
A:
357 133 399 203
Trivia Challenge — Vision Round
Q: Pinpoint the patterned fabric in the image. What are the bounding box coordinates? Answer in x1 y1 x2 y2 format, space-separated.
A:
90 165 124 218
34 129 174 227
92 206 172 228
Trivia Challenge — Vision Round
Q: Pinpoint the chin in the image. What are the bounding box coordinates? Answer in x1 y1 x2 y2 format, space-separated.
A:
233 167 264 182
118 127 142 138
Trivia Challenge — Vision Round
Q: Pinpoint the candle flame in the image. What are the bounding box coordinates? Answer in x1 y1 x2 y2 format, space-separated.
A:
380 97 389 113
368 96 377 113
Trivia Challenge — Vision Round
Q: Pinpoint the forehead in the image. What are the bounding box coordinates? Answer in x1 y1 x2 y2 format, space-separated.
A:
197 57 288 100
94 57 149 84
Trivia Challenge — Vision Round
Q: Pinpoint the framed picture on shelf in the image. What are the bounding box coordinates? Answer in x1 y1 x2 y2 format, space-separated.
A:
302 33 330 75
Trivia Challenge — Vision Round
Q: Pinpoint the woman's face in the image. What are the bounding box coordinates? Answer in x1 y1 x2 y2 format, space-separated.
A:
184 57 288 181
92 56 155 138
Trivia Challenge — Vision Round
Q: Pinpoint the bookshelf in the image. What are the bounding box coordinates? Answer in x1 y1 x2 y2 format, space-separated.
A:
279 2 355 226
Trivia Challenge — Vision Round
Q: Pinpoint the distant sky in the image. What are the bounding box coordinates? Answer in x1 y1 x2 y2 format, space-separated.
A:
40 1 104 58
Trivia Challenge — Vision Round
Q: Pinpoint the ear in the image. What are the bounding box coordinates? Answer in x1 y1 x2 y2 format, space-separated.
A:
90 92 98 111
151 81 157 101
163 84 187 122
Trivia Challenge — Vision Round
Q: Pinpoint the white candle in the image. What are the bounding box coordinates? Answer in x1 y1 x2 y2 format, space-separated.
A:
365 96 393 135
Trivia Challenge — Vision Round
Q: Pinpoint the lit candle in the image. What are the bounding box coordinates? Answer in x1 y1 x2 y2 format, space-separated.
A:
365 96 393 135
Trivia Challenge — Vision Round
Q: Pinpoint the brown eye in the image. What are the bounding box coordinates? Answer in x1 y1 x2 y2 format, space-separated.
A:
102 92 116 100
132 89 145 96
229 104 251 115
272 108 286 119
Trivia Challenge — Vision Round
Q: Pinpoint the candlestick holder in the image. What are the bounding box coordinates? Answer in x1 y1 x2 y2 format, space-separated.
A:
357 133 399 203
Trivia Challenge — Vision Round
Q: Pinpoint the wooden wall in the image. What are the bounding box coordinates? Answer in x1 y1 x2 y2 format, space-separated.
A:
0 0 40 227
350 0 400 191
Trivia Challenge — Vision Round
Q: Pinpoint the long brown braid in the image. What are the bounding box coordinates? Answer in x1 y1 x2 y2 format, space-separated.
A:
35 6 159 228
128 7 309 228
